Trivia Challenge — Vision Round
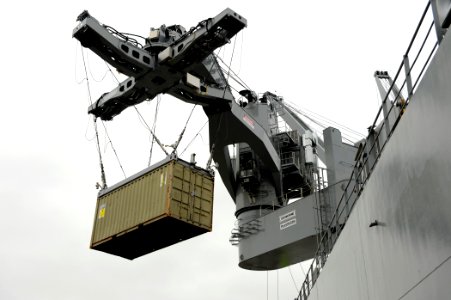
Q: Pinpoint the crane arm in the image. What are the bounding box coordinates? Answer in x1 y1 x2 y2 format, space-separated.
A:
73 9 281 200
73 9 247 120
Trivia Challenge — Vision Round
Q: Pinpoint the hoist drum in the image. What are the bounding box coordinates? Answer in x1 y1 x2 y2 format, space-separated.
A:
90 157 214 259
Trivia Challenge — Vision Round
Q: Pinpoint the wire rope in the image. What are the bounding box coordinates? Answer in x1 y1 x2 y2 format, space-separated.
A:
300 262 306 277
105 62 120 84
222 35 238 99
93 118 107 188
284 101 364 143
100 121 127 179
288 266 300 294
236 30 244 75
171 104 197 154
80 46 94 106
218 47 362 144
74 45 88 85
285 100 364 138
86 51 108 82
205 37 239 170
216 54 251 90
148 95 161 166
80 44 107 188
180 120 209 157
218 66 250 91
134 106 169 156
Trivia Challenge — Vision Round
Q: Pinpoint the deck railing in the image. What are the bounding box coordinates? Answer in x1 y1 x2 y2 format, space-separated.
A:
296 2 440 299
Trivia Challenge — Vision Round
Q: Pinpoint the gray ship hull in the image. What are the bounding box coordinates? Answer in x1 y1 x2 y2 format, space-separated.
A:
307 17 451 300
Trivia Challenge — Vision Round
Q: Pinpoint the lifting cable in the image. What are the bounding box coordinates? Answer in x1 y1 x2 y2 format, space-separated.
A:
300 262 306 277
94 118 107 189
86 51 108 82
148 95 161 166
215 54 251 91
103 61 168 171
218 66 250 92
102 59 128 176
205 37 238 171
103 59 165 168
100 121 127 179
288 266 300 294
103 50 189 163
206 143 215 171
236 31 244 75
285 101 365 143
294 102 364 139
105 61 120 84
80 45 93 106
180 120 209 157
222 36 238 99
169 104 197 155
134 106 169 156
80 44 130 186
206 112 224 171
80 44 107 188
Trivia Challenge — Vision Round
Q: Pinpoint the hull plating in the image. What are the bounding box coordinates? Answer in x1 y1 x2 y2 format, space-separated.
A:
308 26 451 300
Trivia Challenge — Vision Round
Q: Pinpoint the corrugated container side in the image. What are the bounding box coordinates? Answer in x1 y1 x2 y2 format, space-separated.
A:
89 158 214 259
169 162 214 230
91 163 170 245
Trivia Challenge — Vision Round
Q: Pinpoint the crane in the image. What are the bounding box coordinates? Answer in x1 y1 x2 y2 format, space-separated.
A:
73 8 358 270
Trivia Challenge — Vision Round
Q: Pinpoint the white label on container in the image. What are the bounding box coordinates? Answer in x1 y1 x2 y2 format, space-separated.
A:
279 210 296 223
280 218 296 230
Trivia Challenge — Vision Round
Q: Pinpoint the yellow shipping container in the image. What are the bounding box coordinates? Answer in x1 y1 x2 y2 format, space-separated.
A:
90 157 214 259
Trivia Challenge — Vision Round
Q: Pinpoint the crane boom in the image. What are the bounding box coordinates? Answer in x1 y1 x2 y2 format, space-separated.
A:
73 9 246 120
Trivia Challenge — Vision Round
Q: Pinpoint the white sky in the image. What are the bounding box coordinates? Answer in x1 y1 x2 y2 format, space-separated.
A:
0 0 427 299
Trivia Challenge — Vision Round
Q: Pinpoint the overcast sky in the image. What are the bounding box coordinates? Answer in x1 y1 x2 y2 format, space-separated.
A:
0 0 427 299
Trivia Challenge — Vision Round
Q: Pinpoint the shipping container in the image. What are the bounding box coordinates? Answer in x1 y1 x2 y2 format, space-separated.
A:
90 157 214 259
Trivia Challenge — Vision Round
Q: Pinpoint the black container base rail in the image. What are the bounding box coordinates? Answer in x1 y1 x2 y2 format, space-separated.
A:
90 157 215 260
91 216 210 259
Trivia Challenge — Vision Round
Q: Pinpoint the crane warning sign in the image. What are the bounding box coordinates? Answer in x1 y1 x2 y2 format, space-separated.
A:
279 210 296 230
98 204 106 219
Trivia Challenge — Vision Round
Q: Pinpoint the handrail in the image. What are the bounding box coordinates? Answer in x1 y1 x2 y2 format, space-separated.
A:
296 2 440 299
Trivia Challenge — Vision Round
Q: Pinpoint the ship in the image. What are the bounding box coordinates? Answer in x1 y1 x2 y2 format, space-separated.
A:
297 1 451 299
